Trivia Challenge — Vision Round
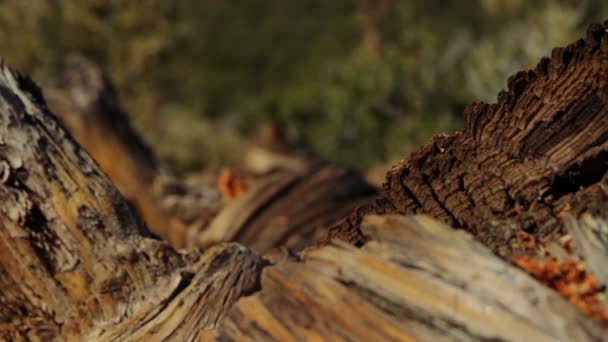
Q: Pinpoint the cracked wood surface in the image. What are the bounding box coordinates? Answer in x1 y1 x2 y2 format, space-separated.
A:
0 59 263 341
327 22 608 256
3 20 608 342
211 215 607 341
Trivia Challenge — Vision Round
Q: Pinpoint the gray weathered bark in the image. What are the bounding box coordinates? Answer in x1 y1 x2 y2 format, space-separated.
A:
211 215 607 341
0 59 263 341
566 213 608 284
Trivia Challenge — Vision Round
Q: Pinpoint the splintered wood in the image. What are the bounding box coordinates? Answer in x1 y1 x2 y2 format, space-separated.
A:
211 216 607 341
0 58 264 341
3 19 608 342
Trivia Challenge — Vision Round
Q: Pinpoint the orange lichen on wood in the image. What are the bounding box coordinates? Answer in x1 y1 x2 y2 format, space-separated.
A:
512 256 608 321
218 167 249 199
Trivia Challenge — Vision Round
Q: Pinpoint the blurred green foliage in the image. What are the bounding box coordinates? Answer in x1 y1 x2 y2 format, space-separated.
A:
0 0 606 172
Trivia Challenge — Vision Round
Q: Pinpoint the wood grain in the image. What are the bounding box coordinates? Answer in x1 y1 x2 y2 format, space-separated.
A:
215 215 606 341
0 58 263 341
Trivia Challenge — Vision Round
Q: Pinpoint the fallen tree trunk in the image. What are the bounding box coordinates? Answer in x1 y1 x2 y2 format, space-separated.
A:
210 215 608 341
44 55 204 246
197 165 376 253
328 22 608 256
0 60 264 340
3 22 608 341
45 56 376 252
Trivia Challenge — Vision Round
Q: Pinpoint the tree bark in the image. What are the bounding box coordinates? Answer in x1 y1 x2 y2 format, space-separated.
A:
4 21 608 342
328 22 608 256
44 55 206 247
0 59 263 340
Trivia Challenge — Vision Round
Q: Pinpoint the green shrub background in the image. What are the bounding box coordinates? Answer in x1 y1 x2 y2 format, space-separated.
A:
1 0 606 172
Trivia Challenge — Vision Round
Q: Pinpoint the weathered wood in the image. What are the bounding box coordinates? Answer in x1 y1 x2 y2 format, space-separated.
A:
0 59 263 340
44 57 376 252
566 213 608 284
1 24 608 340
45 55 221 248
213 215 607 341
328 22 608 256
194 165 376 253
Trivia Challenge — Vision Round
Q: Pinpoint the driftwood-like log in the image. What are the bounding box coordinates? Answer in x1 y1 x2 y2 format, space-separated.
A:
328 22 608 256
211 215 607 341
194 165 376 253
44 55 202 246
0 48 608 341
0 60 264 340
45 56 376 252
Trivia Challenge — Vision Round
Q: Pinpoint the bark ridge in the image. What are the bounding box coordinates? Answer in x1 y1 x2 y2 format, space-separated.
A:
328 22 608 255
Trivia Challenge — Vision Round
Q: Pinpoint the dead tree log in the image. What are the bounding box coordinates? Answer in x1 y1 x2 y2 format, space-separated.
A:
44 56 376 253
210 215 607 341
44 55 221 247
196 165 376 253
0 60 264 340
328 22 608 256
1 51 607 340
